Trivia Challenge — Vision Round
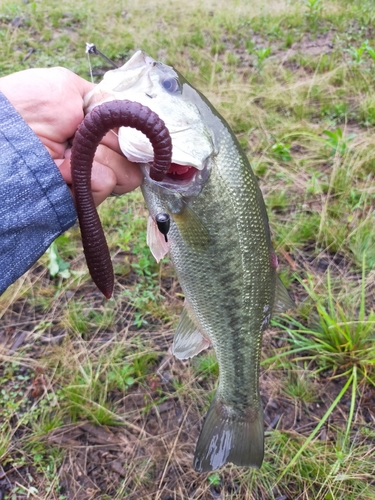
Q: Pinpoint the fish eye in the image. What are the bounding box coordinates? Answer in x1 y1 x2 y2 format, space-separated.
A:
161 77 181 94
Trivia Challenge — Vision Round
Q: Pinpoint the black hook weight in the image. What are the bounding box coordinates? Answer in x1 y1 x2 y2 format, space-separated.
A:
155 213 171 242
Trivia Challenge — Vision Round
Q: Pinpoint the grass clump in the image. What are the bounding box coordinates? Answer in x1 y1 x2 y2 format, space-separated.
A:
277 261 375 381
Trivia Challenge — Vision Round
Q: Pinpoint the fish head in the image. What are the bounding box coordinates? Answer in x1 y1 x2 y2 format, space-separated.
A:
84 50 218 186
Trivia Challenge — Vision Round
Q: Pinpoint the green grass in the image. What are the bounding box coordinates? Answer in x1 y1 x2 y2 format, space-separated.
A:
1 0 375 498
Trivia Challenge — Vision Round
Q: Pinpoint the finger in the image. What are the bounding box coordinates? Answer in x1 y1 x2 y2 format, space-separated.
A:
55 157 72 184
44 139 69 159
90 144 143 194
90 161 117 206
55 153 142 207
56 157 116 206
64 145 142 193
99 128 123 155
54 158 74 199
73 72 96 99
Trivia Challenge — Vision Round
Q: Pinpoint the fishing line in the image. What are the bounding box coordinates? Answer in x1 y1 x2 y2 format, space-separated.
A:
84 43 120 142
85 43 94 83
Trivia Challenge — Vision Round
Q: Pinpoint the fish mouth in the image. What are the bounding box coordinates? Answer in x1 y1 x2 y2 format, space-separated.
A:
166 163 197 182
142 157 210 197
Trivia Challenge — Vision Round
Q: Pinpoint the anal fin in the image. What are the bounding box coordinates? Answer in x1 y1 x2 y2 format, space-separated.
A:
272 275 295 315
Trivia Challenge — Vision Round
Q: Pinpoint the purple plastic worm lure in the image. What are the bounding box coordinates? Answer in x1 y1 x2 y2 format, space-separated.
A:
70 100 172 298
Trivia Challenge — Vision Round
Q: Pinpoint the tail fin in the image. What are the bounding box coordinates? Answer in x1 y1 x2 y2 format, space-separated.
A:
193 397 264 472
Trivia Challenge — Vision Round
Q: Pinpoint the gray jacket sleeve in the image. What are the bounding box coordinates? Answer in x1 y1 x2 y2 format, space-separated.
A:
0 92 77 295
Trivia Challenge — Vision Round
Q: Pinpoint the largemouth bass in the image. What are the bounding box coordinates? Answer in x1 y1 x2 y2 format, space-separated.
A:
85 51 294 472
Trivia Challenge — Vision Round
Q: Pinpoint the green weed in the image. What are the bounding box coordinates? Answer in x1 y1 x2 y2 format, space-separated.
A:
303 0 323 29
107 363 136 392
193 352 219 380
276 263 375 381
283 369 317 405
346 41 369 65
208 472 221 487
322 127 356 156
46 240 71 279
252 46 271 71
270 141 292 162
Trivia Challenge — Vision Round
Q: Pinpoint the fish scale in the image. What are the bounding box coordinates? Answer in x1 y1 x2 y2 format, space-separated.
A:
178 137 273 408
85 50 294 472
142 121 276 470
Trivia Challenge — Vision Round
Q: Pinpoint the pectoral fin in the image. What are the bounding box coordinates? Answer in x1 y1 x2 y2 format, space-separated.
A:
272 275 295 315
172 307 210 359
147 216 170 263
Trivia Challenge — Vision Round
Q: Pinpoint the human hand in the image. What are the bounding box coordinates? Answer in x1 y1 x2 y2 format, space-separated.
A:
0 67 143 206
